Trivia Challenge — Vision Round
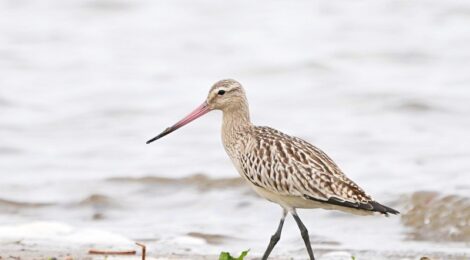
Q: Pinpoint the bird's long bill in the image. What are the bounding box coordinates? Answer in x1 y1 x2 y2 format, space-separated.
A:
146 102 211 144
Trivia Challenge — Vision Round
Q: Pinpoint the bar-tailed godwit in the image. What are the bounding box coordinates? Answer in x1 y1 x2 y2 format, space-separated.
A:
147 79 399 260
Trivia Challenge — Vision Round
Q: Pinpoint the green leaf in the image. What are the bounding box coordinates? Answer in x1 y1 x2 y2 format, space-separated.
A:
218 250 250 260
236 250 249 260
219 252 231 260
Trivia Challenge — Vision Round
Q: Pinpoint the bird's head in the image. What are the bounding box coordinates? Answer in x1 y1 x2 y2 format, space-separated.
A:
146 79 247 144
206 79 247 111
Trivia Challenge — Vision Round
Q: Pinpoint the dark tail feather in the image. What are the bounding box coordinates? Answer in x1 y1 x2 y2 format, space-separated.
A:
304 195 400 216
370 201 400 216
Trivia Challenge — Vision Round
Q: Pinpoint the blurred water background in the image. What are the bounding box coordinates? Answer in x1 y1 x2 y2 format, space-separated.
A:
0 0 469 259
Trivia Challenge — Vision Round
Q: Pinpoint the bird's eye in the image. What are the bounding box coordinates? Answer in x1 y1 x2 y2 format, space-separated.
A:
218 90 226 96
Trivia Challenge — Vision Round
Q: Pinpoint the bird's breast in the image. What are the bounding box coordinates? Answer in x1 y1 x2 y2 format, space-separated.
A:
221 132 254 177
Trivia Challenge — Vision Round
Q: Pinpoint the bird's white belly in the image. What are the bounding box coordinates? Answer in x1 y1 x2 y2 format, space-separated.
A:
250 184 374 215
250 184 313 211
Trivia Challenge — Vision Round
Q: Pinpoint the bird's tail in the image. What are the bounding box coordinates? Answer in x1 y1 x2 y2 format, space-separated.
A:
370 201 400 216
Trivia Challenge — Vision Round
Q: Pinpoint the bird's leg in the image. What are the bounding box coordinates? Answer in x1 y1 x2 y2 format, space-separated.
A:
261 209 287 260
292 211 315 260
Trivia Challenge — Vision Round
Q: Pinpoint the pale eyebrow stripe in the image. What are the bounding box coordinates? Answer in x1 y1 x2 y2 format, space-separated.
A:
216 87 233 93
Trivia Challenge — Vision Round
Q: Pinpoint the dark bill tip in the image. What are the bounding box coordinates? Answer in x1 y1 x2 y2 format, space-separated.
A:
146 137 158 144
146 127 173 144
146 101 210 145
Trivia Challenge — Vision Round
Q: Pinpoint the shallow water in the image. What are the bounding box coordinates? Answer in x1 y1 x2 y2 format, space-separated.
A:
0 0 470 258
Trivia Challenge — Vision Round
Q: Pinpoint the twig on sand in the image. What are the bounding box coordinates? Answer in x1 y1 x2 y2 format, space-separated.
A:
136 242 147 260
88 249 136 255
88 242 147 259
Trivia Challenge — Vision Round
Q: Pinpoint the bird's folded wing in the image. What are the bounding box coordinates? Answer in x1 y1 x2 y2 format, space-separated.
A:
240 126 373 206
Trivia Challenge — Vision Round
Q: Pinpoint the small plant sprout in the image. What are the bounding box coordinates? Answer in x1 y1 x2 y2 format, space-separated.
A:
219 250 249 260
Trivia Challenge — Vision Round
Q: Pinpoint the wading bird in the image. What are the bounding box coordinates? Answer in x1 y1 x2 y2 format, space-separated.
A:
147 79 399 260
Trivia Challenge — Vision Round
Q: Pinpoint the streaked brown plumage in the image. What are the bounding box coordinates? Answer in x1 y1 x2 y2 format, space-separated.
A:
227 125 397 215
147 79 399 260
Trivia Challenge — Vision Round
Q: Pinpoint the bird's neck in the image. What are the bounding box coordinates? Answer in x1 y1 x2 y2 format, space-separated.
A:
222 103 252 138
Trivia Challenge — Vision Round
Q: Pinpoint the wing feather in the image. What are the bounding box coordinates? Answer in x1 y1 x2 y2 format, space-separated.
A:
240 126 373 206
